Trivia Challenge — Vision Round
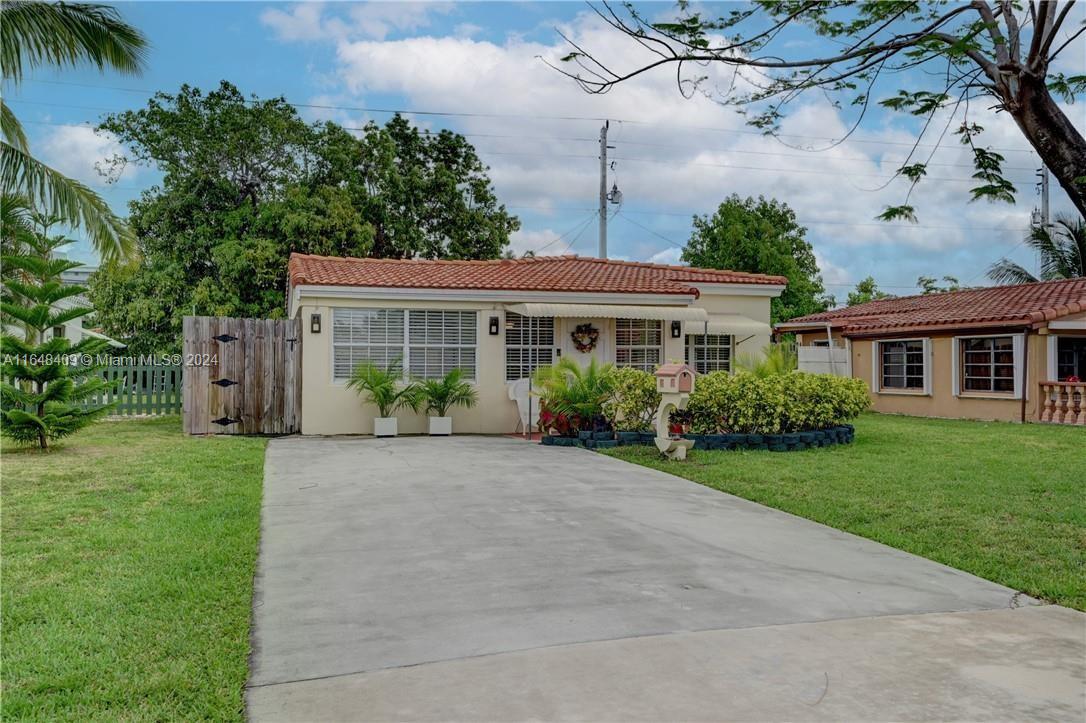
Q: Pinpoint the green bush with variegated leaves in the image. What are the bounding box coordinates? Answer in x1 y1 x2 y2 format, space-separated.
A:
686 371 868 434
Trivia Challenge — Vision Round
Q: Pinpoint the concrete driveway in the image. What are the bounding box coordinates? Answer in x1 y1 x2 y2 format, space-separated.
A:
247 436 1084 721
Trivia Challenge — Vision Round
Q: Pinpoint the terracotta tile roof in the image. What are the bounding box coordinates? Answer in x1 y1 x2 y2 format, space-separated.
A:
776 278 1086 335
288 253 786 297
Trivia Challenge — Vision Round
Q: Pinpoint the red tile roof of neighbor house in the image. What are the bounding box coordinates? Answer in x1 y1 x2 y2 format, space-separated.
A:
288 253 787 297
777 277 1086 336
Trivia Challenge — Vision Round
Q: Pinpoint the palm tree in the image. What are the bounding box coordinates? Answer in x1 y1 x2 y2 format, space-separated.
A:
1 1 148 261
987 215 1086 285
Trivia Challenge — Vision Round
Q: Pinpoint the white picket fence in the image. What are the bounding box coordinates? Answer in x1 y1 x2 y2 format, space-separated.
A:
798 346 850 376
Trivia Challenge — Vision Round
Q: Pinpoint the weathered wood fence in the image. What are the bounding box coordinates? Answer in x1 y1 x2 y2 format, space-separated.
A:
182 316 301 435
89 363 184 416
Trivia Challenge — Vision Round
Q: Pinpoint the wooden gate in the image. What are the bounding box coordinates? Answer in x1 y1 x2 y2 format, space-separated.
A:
182 316 301 435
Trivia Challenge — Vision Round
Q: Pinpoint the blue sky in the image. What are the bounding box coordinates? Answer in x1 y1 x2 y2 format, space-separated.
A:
10 1 1083 299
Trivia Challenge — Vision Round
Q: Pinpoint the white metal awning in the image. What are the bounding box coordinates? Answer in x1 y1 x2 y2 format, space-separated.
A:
685 314 772 338
504 303 708 322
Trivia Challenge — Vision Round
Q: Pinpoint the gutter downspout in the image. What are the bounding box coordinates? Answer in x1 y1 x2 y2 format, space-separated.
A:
1020 326 1030 423
825 323 836 375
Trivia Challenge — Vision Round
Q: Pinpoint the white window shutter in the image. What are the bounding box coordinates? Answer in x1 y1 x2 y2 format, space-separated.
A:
922 338 933 395
871 341 880 392
951 337 960 397
1012 333 1024 399
1046 335 1058 382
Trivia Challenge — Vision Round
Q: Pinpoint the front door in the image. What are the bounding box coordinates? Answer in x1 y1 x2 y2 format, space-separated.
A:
561 317 611 367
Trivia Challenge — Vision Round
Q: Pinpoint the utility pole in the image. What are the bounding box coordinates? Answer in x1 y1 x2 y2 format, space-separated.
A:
1037 165 1050 228
598 120 609 259
1033 166 1050 277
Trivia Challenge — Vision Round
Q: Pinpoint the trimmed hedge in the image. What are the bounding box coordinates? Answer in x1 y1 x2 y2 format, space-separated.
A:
685 371 869 434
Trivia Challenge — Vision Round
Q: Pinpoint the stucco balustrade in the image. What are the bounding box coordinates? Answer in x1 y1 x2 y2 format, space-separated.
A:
1039 381 1086 425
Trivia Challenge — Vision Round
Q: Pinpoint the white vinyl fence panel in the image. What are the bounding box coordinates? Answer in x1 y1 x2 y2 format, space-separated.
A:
798 346 850 376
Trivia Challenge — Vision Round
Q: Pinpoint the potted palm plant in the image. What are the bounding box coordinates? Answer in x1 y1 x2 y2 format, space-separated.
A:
418 368 478 435
347 360 421 437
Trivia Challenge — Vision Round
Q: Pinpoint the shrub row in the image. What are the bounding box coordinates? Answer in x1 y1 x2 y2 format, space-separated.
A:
541 425 856 452
534 363 870 439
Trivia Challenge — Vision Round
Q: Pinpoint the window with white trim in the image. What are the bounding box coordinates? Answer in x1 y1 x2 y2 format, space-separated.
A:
879 339 925 390
685 334 732 374
332 308 405 380
505 313 556 381
408 310 477 380
616 318 662 372
960 336 1015 393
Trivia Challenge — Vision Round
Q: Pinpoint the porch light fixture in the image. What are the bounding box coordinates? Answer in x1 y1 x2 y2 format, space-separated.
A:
489 316 500 335
310 313 321 334
671 320 682 338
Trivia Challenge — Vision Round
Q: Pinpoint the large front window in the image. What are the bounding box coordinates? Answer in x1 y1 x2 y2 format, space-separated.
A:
332 308 477 381
686 334 732 374
960 336 1014 393
505 313 555 381
616 318 662 372
880 339 925 390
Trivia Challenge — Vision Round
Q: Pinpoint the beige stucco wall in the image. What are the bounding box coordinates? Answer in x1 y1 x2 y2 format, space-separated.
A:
849 332 1055 422
295 290 774 435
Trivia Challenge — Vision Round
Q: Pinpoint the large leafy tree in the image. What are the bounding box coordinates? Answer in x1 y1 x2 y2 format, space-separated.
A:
987 214 1086 283
846 276 893 306
552 1 1086 220
0 1 146 260
351 115 521 259
681 194 830 322
90 82 518 352
0 228 114 449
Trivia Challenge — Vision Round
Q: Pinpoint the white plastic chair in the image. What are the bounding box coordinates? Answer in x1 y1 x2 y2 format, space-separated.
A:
507 378 538 433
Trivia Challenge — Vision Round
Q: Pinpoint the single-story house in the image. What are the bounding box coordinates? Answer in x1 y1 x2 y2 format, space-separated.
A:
287 253 785 435
776 278 1086 424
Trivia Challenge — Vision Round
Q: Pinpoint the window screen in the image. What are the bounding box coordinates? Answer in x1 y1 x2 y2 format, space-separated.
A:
960 336 1014 393
880 339 925 390
686 334 732 374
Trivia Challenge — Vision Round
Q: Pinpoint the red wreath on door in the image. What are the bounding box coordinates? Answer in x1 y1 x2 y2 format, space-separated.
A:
571 323 599 353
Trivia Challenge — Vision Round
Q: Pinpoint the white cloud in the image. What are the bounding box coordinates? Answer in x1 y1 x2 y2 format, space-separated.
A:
262 2 455 42
260 2 328 42
453 22 483 38
271 7 1058 287
647 247 683 265
38 125 130 188
508 227 590 257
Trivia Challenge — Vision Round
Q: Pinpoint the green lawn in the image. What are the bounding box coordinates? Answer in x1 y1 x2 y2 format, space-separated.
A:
605 413 1086 610
1 417 267 721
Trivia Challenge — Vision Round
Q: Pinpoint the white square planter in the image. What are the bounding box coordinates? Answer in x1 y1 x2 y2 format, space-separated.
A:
374 417 398 437
429 416 452 436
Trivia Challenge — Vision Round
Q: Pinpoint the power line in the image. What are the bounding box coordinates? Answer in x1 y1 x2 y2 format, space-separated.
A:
19 78 1041 153
615 211 684 249
7 98 1037 171
532 212 598 254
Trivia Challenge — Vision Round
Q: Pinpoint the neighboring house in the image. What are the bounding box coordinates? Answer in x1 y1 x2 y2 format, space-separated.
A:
287 253 785 435
52 266 125 349
776 278 1086 424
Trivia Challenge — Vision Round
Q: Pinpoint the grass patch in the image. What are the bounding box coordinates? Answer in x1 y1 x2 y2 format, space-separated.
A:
2 417 267 721
604 413 1086 610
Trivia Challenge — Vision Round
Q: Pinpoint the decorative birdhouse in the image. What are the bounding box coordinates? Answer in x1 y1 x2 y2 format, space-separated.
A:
655 362 696 394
